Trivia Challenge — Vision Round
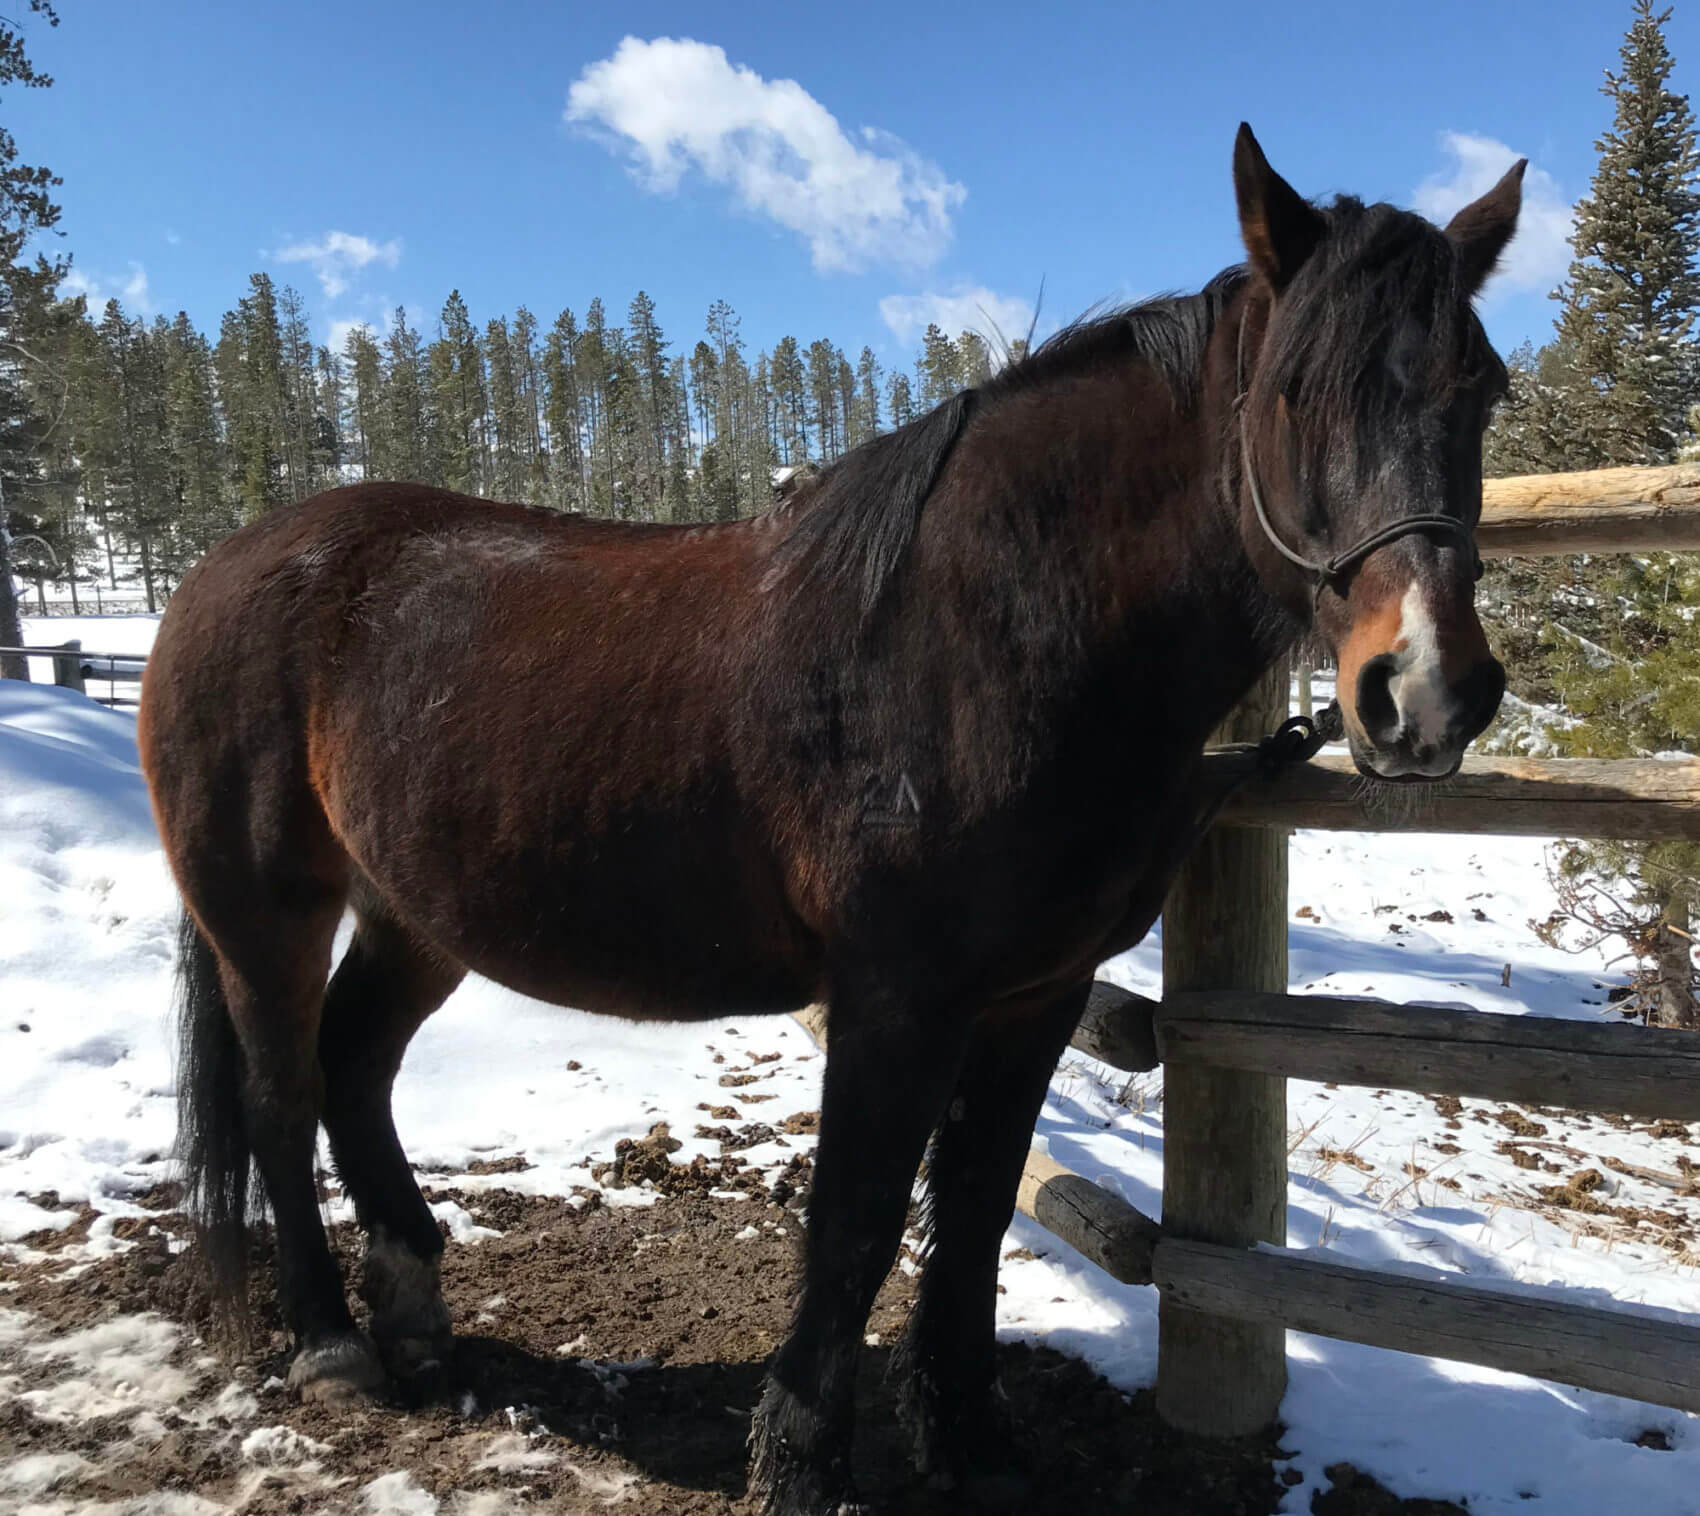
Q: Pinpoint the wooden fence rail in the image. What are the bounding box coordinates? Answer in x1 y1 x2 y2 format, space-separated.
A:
1480 461 1700 556
1156 991 1700 1121
1149 1239 1700 1416
0 643 148 706
1205 749 1700 840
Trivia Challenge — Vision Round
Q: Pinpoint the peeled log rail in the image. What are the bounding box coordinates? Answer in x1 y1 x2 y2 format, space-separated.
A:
1157 991 1700 1121
1203 750 1700 841
1070 981 1160 1072
789 1005 1160 1286
1150 1238 1700 1415
1480 462 1700 557
1016 1149 1160 1286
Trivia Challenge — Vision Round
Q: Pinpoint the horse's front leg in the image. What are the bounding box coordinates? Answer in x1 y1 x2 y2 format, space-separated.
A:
894 981 1090 1503
748 981 970 1516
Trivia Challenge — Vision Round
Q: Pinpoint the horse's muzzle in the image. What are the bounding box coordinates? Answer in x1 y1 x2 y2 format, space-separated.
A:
1350 652 1505 781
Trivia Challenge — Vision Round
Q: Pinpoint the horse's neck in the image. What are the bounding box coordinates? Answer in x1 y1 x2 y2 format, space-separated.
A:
944 359 1297 751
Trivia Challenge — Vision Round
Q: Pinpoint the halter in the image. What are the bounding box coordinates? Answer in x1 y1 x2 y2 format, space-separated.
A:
1235 309 1483 598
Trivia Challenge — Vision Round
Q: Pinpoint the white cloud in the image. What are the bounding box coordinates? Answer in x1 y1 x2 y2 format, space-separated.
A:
878 285 1035 350
326 317 373 353
1414 132 1573 296
273 231 401 298
566 36 965 273
63 262 153 315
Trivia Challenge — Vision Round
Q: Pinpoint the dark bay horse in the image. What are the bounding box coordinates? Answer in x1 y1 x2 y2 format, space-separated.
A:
139 126 1520 1515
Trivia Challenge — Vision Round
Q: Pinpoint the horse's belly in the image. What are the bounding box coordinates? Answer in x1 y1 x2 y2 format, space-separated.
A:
323 747 821 1020
379 842 820 1020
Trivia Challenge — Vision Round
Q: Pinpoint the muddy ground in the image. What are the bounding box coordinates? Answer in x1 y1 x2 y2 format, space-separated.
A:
0 1147 1462 1514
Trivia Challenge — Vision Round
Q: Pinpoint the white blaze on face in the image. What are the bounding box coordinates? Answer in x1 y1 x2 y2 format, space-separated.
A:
1388 581 1450 742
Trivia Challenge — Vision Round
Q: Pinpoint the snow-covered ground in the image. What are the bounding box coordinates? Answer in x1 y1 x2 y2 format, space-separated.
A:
3 617 1700 1512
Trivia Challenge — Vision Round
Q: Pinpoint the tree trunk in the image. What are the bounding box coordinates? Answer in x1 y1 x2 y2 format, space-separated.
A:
0 521 26 680
138 532 156 614
1653 893 1697 1029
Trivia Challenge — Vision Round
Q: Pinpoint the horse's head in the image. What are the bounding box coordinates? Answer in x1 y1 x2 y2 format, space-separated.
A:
1231 124 1516 780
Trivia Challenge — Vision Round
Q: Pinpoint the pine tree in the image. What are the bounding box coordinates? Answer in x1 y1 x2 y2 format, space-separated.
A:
958 331 992 389
887 370 916 428
277 283 318 498
917 325 963 408
313 344 343 484
0 1 61 676
161 311 230 574
852 346 882 446
687 339 716 458
511 307 547 503
578 299 617 514
1554 0 1700 464
1532 3 1700 1025
342 323 386 480
627 291 671 515
431 291 487 493
542 307 586 511
95 302 171 608
382 308 429 483
483 315 528 502
770 336 808 465
2 263 81 615
805 339 840 461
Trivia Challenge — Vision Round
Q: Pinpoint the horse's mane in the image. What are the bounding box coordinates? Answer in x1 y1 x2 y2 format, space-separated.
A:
775 269 1249 617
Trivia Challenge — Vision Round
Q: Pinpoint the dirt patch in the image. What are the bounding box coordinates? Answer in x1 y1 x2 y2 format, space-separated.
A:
0 1182 1469 1515
1311 1463 1467 1515
1491 1108 1548 1139
1496 1142 1549 1172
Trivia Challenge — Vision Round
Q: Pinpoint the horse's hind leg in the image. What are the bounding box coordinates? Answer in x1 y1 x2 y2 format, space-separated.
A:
203 891 387 1402
318 890 466 1384
895 982 1090 1503
749 978 971 1516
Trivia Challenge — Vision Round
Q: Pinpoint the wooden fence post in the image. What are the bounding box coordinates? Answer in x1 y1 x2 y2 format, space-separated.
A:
50 638 84 695
1157 660 1289 1435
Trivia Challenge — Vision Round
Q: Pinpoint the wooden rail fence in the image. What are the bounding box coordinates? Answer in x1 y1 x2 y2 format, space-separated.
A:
0 641 147 706
1049 461 1700 1435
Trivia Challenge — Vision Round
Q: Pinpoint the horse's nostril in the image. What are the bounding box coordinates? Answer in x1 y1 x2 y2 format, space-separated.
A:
1355 653 1400 743
1456 657 1506 741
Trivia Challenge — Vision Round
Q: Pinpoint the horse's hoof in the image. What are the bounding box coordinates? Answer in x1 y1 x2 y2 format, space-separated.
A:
918 1427 1034 1507
288 1330 387 1404
376 1328 454 1382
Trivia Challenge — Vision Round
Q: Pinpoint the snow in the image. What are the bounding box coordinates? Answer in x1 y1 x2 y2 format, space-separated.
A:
3 623 1700 1511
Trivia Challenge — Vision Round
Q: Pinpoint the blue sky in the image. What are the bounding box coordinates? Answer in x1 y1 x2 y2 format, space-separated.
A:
6 0 1676 367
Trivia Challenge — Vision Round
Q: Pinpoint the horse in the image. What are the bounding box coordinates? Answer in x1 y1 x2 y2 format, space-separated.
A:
138 125 1519 1516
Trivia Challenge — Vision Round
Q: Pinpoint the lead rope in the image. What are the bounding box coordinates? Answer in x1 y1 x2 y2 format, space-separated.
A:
1184 700 1346 856
1178 700 1345 860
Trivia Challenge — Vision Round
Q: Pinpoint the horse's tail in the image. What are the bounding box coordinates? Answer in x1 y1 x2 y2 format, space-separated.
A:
174 908 251 1333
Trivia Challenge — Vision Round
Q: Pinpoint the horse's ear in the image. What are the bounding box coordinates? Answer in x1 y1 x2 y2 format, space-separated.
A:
1234 123 1325 292
1445 158 1526 293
